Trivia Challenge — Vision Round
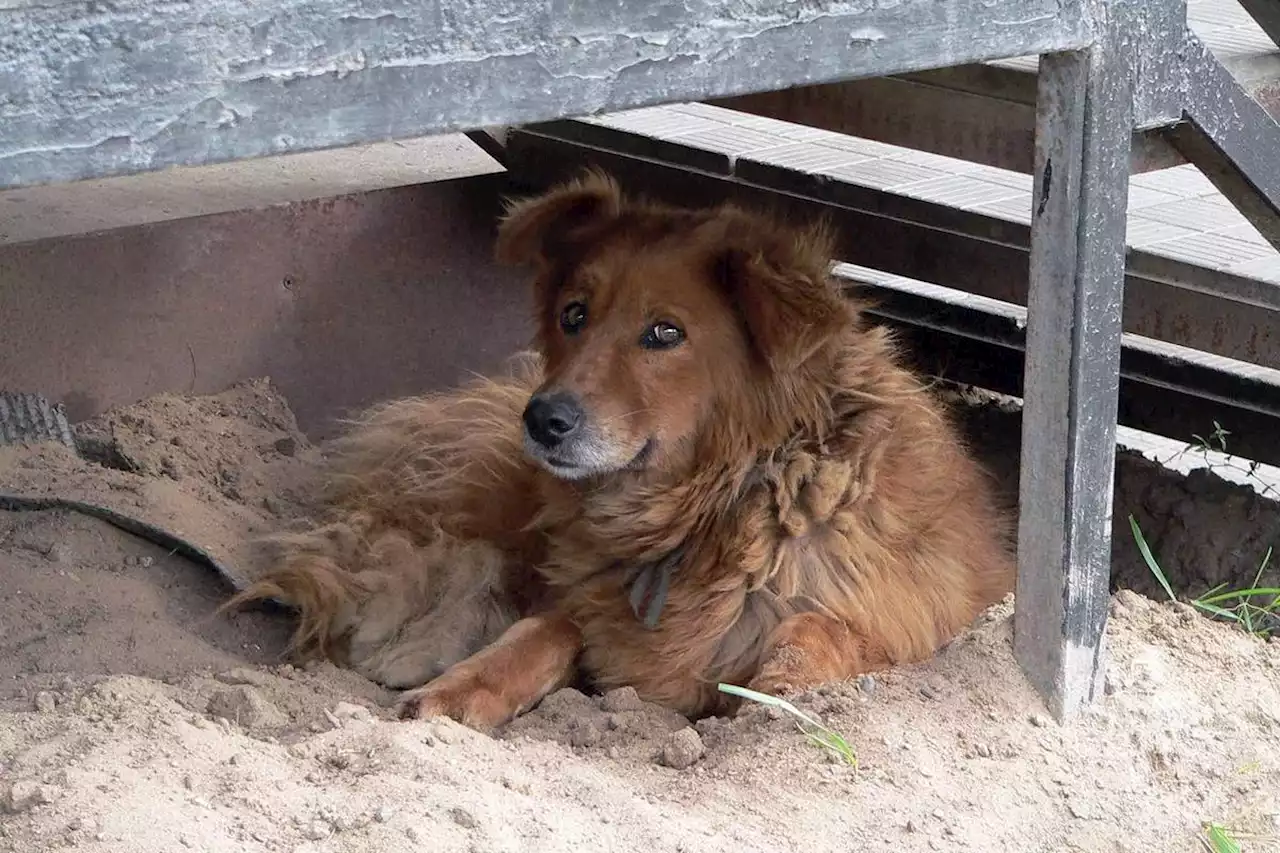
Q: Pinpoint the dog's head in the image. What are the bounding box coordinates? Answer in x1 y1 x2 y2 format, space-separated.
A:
497 170 851 481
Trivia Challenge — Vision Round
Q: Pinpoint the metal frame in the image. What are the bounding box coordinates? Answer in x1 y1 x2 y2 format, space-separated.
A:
1008 8 1280 719
831 272 1280 471
5 0 1280 722
1011 7 1280 718
1171 35 1280 246
504 120 1280 368
713 8 1280 177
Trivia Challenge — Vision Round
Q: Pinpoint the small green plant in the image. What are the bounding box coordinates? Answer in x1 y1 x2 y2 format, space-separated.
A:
1200 822 1243 853
1192 420 1232 456
1197 789 1280 852
1199 821 1280 853
717 682 858 767
1128 515 1279 638
1157 419 1280 503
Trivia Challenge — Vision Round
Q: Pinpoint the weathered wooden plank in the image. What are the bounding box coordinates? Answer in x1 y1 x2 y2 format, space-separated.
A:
1170 33 1280 249
1237 0 1280 49
1016 41 1134 721
0 0 1089 191
712 0 1280 178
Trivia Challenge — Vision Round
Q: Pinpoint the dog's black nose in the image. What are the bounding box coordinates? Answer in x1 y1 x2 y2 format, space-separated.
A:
523 393 584 448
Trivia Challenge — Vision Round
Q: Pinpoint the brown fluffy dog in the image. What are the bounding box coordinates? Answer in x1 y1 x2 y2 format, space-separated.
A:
224 170 1015 728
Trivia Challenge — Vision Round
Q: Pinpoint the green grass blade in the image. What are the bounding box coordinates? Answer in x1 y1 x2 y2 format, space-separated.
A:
1202 824 1242 853
803 730 858 766
718 682 858 767
1192 601 1241 621
1200 582 1230 600
1198 587 1280 606
1129 515 1177 602
717 683 825 731
1257 546 1273 577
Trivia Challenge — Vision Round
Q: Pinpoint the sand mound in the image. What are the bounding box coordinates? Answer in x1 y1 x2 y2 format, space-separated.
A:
1 382 1278 852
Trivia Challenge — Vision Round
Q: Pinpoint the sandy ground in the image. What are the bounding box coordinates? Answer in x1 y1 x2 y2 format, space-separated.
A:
1 382 1278 853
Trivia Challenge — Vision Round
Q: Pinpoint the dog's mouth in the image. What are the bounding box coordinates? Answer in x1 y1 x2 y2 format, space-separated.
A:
536 453 589 478
526 436 655 481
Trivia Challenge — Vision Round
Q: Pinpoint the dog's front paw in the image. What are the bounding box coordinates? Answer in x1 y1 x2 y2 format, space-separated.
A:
396 674 513 731
743 672 801 704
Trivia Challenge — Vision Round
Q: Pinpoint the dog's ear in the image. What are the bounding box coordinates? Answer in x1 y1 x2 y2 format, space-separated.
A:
712 217 849 371
495 169 623 269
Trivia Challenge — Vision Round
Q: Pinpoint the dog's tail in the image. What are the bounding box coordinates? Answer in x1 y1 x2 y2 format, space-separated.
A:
220 357 544 674
220 518 525 689
218 521 379 663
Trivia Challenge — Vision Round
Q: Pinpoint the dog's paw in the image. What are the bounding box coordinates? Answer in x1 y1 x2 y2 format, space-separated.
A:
743 672 800 703
395 676 513 731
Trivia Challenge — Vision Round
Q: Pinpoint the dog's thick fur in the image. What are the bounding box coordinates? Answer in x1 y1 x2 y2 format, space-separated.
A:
224 170 1015 728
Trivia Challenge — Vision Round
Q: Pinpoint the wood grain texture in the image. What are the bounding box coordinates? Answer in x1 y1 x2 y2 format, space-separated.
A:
1015 38 1133 722
0 0 1088 189
1171 32 1280 249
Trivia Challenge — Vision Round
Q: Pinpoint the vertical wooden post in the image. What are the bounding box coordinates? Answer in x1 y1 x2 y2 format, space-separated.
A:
1015 40 1134 721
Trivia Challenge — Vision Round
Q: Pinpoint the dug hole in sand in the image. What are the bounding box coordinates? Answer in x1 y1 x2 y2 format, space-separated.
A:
1 380 1278 852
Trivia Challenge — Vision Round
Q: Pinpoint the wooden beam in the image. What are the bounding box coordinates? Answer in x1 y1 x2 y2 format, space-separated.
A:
1237 0 1280 48
1015 41 1134 721
0 0 1089 191
1170 33 1280 250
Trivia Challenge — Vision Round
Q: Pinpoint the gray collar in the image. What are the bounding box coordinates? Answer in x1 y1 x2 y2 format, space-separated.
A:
626 545 686 630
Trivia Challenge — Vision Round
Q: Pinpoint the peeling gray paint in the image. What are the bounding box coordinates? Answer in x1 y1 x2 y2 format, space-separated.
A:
1 0 1088 189
1016 0 1134 724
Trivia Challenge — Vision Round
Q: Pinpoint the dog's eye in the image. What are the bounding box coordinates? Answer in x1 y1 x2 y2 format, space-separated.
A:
560 301 588 335
641 321 685 350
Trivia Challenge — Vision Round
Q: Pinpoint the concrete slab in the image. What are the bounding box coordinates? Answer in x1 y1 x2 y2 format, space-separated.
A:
0 134 501 247
0 174 533 438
